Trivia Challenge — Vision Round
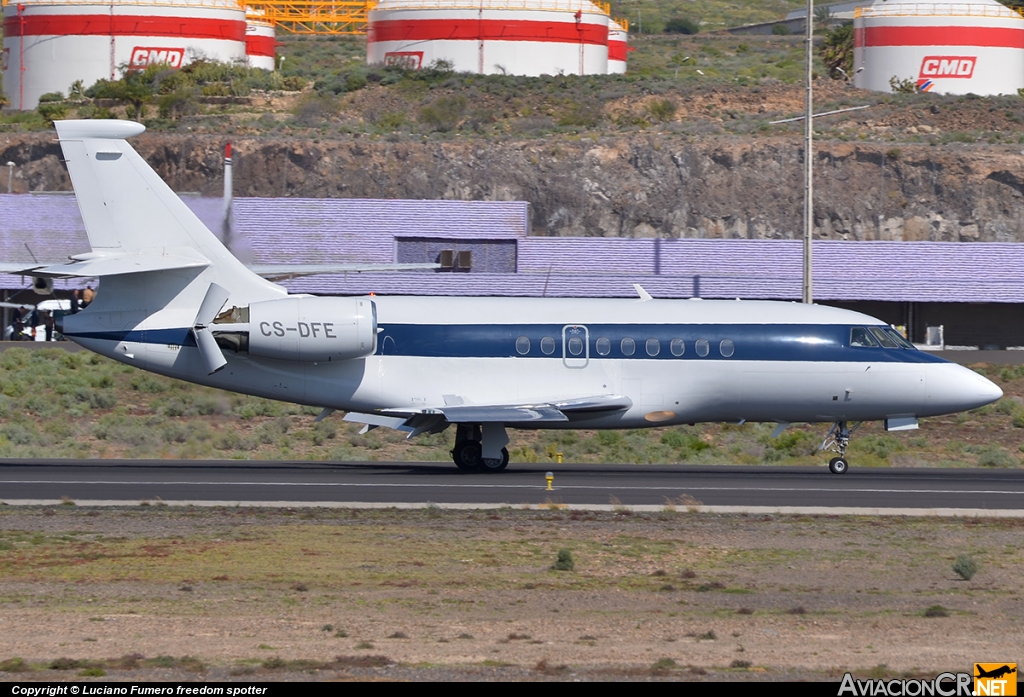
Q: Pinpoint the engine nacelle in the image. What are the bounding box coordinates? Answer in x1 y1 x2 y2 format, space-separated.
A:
33 277 54 295
246 296 377 362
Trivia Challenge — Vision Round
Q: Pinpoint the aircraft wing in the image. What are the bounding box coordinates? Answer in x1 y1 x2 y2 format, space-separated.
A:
0 261 436 281
345 394 632 435
250 263 440 280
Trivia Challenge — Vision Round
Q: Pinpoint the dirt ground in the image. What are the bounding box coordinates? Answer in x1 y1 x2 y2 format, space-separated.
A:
0 506 1020 681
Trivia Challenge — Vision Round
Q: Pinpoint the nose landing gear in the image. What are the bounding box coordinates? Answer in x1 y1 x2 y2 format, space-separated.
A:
828 456 848 475
821 421 860 474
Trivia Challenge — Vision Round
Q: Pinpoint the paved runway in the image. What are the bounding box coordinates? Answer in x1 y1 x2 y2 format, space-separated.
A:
1 459 1022 513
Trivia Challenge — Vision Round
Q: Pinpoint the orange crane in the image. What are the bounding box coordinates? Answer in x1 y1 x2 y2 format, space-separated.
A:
245 1 373 35
245 1 619 36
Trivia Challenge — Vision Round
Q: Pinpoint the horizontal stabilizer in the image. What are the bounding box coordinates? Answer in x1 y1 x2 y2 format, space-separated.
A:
24 251 210 278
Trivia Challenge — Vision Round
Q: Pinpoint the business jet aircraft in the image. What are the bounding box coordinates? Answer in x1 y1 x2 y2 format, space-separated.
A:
15 120 1003 474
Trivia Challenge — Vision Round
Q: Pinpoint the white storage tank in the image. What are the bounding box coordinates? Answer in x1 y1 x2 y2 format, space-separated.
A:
2 0 247 111
854 0 1024 95
367 0 610 77
607 18 627 74
245 18 276 71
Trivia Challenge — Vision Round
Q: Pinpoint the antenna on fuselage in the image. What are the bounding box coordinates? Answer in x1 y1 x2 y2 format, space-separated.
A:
802 0 813 304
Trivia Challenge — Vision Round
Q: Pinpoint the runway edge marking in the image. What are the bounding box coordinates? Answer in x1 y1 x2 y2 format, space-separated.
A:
2 500 1024 517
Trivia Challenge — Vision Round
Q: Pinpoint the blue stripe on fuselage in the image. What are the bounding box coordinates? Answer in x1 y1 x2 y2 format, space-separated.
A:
376 324 947 363
64 324 947 364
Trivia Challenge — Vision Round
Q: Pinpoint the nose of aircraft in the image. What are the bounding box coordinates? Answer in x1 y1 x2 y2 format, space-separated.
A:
926 363 1003 416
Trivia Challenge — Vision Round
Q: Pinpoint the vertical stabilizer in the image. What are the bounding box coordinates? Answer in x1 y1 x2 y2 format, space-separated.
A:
54 120 282 301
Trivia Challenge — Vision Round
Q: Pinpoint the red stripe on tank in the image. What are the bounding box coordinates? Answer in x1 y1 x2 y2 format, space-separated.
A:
4 14 245 41
369 18 608 46
856 25 1024 49
246 34 276 57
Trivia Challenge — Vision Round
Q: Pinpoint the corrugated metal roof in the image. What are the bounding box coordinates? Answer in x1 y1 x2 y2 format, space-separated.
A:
284 237 1024 303
279 264 1024 303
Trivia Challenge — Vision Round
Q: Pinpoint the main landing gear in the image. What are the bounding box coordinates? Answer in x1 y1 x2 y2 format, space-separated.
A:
451 424 510 472
820 421 861 474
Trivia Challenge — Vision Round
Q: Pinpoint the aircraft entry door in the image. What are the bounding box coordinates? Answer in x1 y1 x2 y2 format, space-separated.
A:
562 325 589 369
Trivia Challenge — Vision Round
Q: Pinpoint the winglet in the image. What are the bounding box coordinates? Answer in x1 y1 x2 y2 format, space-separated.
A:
633 284 653 301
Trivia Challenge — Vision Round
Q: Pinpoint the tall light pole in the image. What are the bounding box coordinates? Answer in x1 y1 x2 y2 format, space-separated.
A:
802 0 814 304
6 162 14 194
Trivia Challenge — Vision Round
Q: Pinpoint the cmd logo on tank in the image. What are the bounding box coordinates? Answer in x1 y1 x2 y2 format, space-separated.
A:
917 55 976 91
129 47 186 69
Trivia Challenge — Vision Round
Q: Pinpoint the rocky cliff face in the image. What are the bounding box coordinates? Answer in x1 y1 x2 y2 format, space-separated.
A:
4 131 1024 242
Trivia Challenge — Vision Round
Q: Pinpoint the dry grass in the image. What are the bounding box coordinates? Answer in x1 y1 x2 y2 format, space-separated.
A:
0 506 1021 676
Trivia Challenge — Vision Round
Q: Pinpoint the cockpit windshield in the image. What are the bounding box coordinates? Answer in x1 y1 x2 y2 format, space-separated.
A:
869 327 900 348
883 327 915 349
850 326 916 350
850 327 879 348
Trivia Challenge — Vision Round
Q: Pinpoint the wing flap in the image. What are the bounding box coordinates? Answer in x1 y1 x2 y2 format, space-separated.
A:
553 395 633 413
437 404 569 423
372 394 632 428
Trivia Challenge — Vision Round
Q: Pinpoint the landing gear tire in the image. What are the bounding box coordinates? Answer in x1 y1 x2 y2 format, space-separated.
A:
480 447 510 473
452 441 482 471
822 421 859 475
828 457 849 475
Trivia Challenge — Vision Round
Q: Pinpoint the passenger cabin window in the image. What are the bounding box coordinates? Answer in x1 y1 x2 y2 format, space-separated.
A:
720 339 735 357
646 338 660 357
850 327 879 348
595 337 611 356
540 337 556 355
695 338 710 357
869 327 900 349
621 338 636 356
567 336 584 356
515 336 530 355
670 339 685 356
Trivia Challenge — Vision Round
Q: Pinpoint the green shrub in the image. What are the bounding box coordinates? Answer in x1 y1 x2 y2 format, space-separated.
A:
664 17 699 35
37 100 69 125
419 95 467 132
651 657 677 673
552 548 575 571
975 447 1016 468
923 605 949 618
889 76 917 94
281 76 308 91
953 554 978 581
646 98 677 122
0 658 30 673
158 87 201 120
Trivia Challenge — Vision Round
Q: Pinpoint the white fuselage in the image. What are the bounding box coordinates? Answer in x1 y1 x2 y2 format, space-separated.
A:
65 295 1001 429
